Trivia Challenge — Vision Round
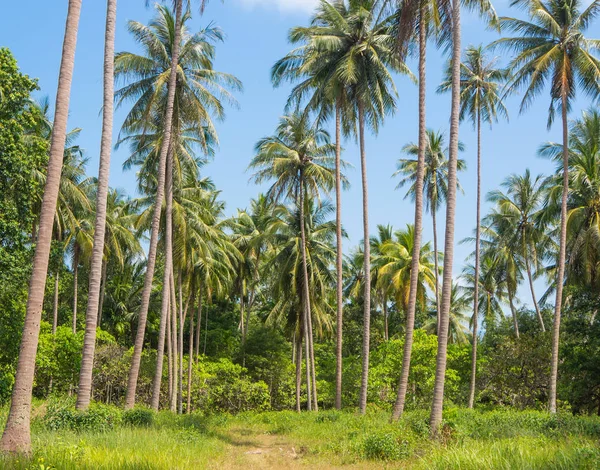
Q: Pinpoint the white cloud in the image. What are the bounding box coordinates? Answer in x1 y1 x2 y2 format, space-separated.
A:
236 0 318 14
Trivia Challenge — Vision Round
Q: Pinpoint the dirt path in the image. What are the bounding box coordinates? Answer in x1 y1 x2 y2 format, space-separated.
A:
215 427 395 469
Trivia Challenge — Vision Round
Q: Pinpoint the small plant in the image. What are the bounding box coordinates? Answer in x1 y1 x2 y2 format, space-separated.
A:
123 407 155 427
362 432 408 461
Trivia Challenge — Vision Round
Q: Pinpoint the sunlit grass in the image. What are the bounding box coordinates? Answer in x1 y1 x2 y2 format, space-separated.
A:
1 405 600 468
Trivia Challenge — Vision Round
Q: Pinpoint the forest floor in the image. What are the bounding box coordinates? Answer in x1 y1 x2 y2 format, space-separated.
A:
2 406 600 469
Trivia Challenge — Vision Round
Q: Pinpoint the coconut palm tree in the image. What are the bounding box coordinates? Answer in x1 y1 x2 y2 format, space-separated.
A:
249 112 337 410
0 0 82 453
540 109 600 293
439 44 508 409
493 0 600 412
76 0 118 411
265 200 336 411
119 0 183 410
430 0 499 432
376 225 437 315
116 2 240 409
486 171 548 329
271 0 358 411
370 225 395 341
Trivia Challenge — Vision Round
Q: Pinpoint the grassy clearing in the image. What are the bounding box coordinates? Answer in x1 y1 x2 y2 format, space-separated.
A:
1 405 600 469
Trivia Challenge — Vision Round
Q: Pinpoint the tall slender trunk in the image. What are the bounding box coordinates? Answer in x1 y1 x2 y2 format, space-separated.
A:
52 272 59 335
150 145 174 411
304 316 312 411
0 0 82 453
525 254 545 331
97 259 107 328
298 181 314 411
72 244 79 334
468 109 482 410
509 291 520 339
334 101 344 410
433 208 440 331
167 293 173 405
124 0 183 410
549 92 569 414
195 286 202 361
383 300 388 341
358 103 371 415
430 0 461 435
186 293 195 414
178 272 185 414
203 300 209 355
391 18 427 421
76 0 117 410
170 269 178 412
295 329 302 413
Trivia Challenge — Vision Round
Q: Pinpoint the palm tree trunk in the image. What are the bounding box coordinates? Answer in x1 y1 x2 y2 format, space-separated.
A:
167 294 173 405
468 109 482 410
124 0 183 410
549 92 569 414
304 317 312 411
170 269 178 412
433 208 441 331
178 271 185 414
150 145 175 411
358 103 371 415
186 292 195 414
509 291 520 338
430 0 461 435
383 300 388 341
0 0 82 453
298 180 314 411
72 244 79 334
391 17 427 421
525 255 545 331
295 329 302 413
203 300 209 355
53 271 60 335
334 101 344 411
97 259 107 328
195 285 202 361
76 0 117 410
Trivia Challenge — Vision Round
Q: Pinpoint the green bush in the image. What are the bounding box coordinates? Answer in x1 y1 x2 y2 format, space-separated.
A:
123 407 155 427
362 432 409 461
44 401 122 432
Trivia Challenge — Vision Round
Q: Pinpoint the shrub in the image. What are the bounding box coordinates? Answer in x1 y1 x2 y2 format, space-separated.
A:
44 401 121 432
123 407 155 427
362 432 408 461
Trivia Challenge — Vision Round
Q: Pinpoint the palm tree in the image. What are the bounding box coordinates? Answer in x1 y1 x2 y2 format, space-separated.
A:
370 225 395 341
439 44 508 409
493 0 600 413
249 112 337 411
486 171 548 329
76 0 117 411
539 108 600 294
265 201 336 412
376 225 436 314
117 2 240 409
271 0 358 412
119 0 183 410
393 129 466 324
0 0 82 453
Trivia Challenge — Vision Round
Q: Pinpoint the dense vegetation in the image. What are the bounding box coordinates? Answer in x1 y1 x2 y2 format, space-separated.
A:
1 0 600 466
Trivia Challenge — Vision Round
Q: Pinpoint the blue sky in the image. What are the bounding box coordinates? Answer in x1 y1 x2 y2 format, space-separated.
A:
2 0 597 309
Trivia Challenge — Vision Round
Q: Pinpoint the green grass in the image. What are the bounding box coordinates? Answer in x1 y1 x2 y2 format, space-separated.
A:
1 404 600 469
